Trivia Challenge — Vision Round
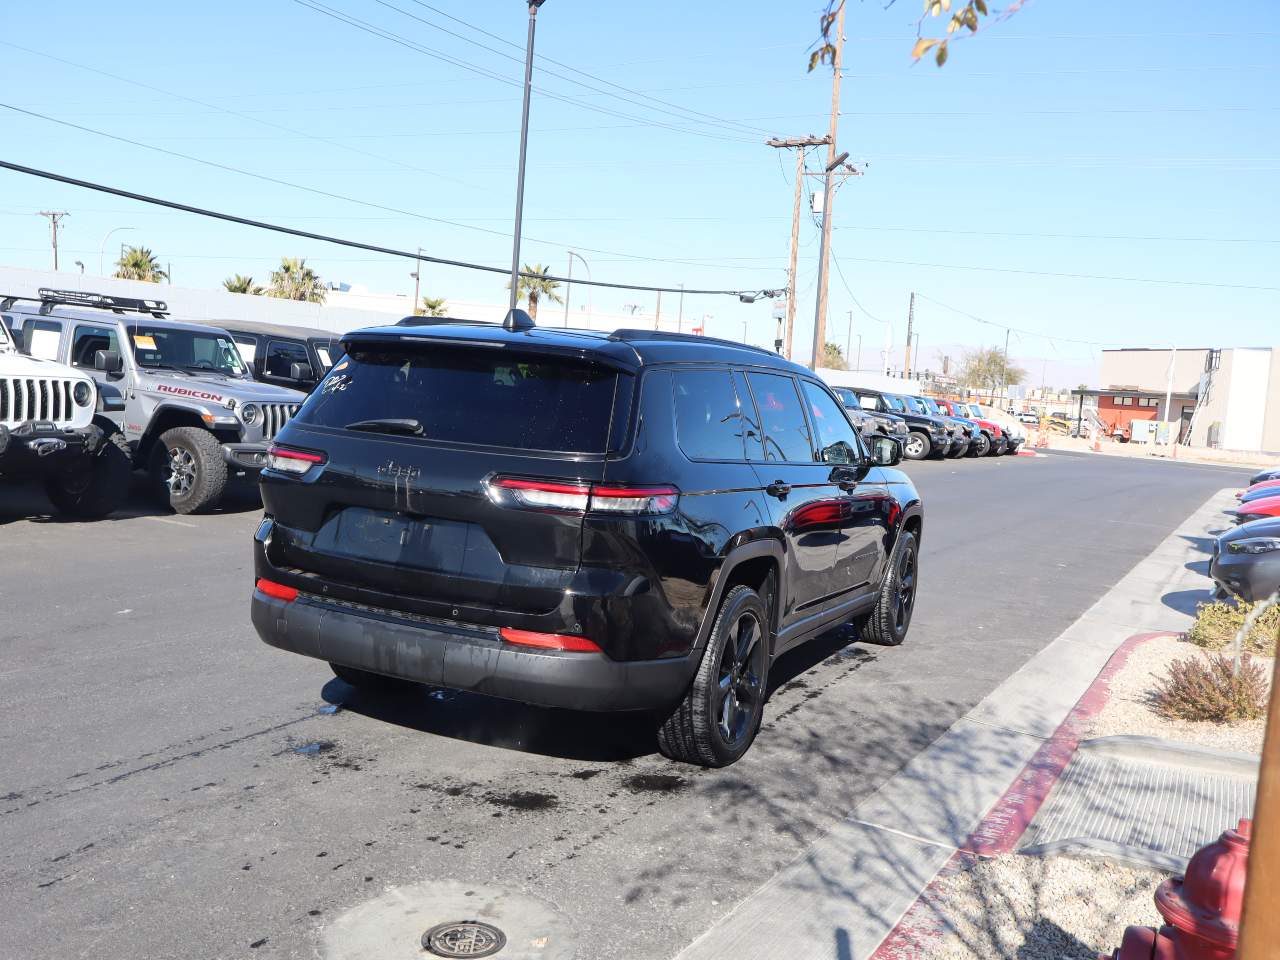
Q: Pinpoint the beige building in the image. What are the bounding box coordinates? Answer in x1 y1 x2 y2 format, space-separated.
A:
1089 347 1280 452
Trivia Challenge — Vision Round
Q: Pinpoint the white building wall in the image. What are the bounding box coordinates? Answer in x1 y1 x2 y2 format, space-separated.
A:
1221 348 1272 451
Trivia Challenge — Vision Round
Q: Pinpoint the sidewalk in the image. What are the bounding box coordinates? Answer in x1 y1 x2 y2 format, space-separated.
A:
675 488 1236 960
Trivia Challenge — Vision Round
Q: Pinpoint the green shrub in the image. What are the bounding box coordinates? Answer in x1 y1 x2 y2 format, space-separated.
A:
1152 654 1268 724
1186 599 1279 657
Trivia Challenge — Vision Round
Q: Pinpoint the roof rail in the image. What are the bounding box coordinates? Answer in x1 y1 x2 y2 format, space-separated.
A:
608 328 779 358
393 316 494 327
19 288 170 317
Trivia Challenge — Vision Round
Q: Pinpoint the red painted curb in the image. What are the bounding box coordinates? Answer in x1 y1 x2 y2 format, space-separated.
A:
869 630 1179 959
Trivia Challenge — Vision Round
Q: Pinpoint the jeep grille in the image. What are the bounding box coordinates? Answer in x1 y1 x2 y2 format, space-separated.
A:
0 377 78 427
261 403 301 440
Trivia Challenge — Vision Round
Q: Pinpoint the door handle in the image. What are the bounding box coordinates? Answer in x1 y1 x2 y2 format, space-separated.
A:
766 480 791 499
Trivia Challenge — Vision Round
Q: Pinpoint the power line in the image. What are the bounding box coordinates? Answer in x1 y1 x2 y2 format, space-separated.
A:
914 293 1126 348
0 102 775 271
831 253 1280 293
0 40 480 190
289 0 755 144
0 160 781 299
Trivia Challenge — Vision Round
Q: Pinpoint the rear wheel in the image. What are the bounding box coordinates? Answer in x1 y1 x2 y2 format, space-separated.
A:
857 530 918 647
657 585 769 767
150 426 228 514
902 431 931 461
44 429 131 519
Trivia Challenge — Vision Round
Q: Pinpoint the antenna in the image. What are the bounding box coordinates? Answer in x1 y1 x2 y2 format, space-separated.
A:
502 308 535 332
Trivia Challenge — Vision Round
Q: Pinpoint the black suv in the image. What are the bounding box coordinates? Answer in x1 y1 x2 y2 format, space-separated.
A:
834 386 952 461
251 318 923 766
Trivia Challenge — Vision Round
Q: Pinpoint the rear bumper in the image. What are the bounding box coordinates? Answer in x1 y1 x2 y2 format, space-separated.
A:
251 589 698 712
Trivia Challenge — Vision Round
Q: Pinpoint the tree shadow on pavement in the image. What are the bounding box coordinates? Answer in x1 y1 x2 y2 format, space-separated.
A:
0 477 262 525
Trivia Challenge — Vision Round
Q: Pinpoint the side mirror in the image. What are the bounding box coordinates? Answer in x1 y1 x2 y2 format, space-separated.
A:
94 350 124 375
289 361 315 382
869 435 902 467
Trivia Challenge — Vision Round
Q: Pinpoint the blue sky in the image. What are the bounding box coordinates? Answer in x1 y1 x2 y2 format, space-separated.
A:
1 0 1277 388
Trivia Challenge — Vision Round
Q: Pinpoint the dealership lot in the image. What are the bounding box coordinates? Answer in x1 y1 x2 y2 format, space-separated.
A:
0 452 1255 959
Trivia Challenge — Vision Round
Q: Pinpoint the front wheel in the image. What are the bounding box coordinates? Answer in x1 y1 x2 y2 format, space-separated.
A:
969 433 991 457
857 530 918 647
44 430 132 519
902 431 931 461
657 585 770 767
149 426 228 514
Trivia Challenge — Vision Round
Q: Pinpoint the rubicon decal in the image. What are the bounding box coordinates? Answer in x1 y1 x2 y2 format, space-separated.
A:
155 384 225 403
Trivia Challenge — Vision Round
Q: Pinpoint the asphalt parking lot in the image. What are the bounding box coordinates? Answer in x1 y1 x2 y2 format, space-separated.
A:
0 451 1256 959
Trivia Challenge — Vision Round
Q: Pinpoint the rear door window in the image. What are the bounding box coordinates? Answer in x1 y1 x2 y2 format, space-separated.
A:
265 339 312 379
297 343 625 454
673 369 746 461
19 319 62 360
745 372 814 463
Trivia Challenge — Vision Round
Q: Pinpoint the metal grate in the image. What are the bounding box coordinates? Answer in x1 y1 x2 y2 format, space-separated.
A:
421 921 507 958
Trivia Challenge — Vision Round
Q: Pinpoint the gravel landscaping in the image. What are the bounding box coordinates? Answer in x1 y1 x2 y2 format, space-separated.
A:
1086 634 1272 754
920 854 1164 960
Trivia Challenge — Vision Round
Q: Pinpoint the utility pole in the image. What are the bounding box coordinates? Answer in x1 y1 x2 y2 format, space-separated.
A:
810 0 846 370
904 291 915 377
677 284 684 333
846 310 853 369
38 211 69 271
507 1 546 316
766 135 830 361
655 290 662 330
1001 326 1012 407
411 247 422 314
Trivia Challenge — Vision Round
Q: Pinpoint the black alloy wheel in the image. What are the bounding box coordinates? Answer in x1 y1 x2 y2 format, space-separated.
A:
858 529 919 646
714 608 766 748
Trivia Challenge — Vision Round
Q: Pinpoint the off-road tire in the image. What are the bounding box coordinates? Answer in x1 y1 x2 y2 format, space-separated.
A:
987 440 1006 457
657 585 770 768
44 429 132 519
902 431 931 461
969 433 991 457
150 426 228 514
857 530 918 647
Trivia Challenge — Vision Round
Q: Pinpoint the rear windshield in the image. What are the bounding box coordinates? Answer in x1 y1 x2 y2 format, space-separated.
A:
295 343 625 454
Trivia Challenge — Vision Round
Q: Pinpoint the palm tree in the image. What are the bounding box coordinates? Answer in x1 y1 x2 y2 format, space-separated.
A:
418 295 447 317
223 274 263 295
114 246 168 283
506 263 562 321
822 342 847 370
267 257 326 304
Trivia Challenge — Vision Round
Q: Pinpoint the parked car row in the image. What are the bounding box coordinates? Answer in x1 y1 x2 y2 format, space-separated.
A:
830 386 1026 461
1 288 315 515
1211 466 1280 601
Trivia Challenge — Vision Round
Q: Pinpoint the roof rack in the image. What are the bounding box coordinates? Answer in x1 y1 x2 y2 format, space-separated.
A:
608 328 780 358
2 288 169 317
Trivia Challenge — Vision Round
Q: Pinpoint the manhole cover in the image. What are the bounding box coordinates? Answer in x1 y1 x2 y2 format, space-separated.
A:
421 921 507 958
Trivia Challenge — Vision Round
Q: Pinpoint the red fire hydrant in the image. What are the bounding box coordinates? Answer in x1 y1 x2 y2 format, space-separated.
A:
1103 819 1251 960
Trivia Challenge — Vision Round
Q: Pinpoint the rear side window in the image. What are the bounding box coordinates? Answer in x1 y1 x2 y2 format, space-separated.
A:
297 344 623 454
745 372 813 463
19 318 62 360
233 336 258 364
265 339 311 379
673 369 746 461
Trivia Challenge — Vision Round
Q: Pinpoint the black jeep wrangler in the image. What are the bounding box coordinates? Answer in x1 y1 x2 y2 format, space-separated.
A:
251 314 923 766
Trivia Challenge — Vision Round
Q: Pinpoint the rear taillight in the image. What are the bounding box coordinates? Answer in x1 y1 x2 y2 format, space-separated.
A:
499 628 602 653
487 477 678 515
266 444 327 475
256 578 298 602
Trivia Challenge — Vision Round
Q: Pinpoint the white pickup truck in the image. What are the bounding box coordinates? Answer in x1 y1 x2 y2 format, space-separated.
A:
0 305 131 517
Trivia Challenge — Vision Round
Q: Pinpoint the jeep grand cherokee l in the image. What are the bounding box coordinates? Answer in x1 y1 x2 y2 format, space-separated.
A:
251 317 923 767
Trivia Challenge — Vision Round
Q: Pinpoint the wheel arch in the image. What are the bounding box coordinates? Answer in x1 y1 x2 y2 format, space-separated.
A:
692 538 785 657
137 405 213 462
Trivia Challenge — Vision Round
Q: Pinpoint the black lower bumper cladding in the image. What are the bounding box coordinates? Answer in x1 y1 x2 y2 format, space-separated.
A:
0 421 102 469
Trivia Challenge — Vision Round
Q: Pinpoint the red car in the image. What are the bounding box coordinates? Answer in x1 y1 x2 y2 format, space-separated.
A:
1234 494 1280 524
1239 478 1280 499
935 399 1008 457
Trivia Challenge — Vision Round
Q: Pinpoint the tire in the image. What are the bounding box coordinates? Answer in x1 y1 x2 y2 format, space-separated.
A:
329 662 413 692
987 439 1005 457
657 585 770 768
857 529 919 647
902 431 931 461
969 433 991 457
946 440 966 459
150 426 228 514
44 429 132 519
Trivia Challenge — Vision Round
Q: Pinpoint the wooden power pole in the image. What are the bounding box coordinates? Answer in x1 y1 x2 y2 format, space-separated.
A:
767 135 830 361
810 0 846 370
38 211 69 271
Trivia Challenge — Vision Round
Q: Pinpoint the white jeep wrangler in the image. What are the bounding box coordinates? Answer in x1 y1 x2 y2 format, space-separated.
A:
0 309 131 518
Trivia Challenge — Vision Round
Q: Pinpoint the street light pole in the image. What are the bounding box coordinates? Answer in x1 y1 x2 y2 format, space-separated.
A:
564 250 591 326
99 226 134 275
507 1 546 315
411 246 422 314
